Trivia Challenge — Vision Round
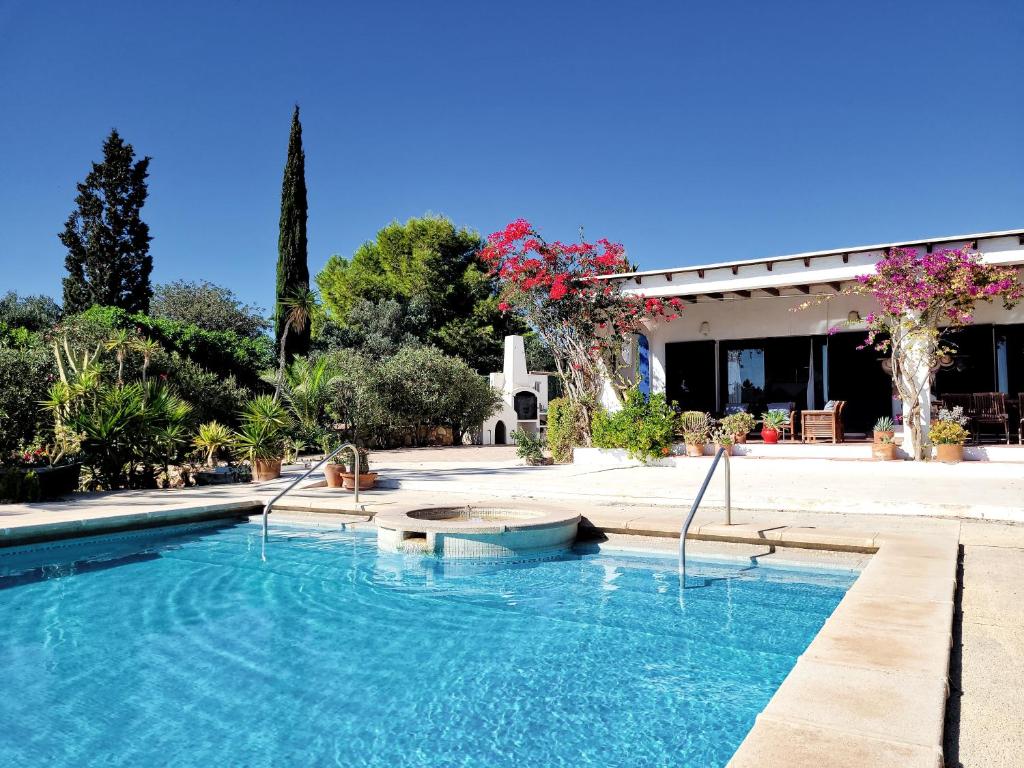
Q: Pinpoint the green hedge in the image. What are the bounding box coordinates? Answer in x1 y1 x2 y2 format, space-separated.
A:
68 306 273 386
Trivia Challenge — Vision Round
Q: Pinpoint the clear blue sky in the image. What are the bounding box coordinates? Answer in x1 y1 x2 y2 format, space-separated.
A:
1 0 1021 314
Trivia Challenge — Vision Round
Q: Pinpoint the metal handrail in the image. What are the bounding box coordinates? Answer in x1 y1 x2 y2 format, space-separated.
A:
679 446 731 583
261 442 361 540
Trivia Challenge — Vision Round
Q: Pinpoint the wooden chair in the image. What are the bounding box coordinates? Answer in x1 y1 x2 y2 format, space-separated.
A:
972 393 1009 444
765 401 796 441
801 401 846 444
1019 393 1024 445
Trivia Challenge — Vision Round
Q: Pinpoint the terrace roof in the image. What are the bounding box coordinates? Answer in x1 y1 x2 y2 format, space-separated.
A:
601 228 1024 303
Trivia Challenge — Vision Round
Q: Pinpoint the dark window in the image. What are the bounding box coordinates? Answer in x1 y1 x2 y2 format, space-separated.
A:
934 325 996 395
664 341 716 413
826 331 894 435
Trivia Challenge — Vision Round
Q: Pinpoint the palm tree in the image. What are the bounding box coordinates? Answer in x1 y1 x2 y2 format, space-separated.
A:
274 288 317 401
105 328 135 386
135 338 162 383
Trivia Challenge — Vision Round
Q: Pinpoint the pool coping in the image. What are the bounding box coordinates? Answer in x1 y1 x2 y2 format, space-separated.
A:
0 497 955 766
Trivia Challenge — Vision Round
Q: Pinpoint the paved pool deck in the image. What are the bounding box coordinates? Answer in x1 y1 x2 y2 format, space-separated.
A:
1 447 1022 766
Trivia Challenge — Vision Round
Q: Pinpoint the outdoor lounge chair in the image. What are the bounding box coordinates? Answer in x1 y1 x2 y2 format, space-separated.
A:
972 392 1010 444
765 401 795 441
801 400 846 444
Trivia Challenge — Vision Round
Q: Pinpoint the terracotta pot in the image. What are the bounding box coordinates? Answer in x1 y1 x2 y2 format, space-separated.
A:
935 444 963 463
685 443 705 458
734 433 748 444
761 427 779 445
341 471 378 490
872 443 898 461
873 430 895 444
714 444 733 457
252 458 282 482
324 463 345 488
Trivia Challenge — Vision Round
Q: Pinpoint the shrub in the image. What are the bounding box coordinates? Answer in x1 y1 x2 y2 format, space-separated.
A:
376 346 502 445
0 467 40 503
166 356 251 426
42 338 195 489
0 344 54 456
592 388 678 462
62 382 193 490
152 280 268 338
59 306 274 387
511 429 545 464
0 292 62 332
546 397 582 463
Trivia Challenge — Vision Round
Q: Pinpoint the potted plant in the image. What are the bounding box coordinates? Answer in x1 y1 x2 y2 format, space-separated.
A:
679 411 710 456
233 396 293 481
711 427 734 457
929 406 970 463
682 430 707 457
341 447 378 490
760 410 787 444
511 429 550 465
873 416 895 444
871 435 898 461
721 412 756 444
324 451 347 488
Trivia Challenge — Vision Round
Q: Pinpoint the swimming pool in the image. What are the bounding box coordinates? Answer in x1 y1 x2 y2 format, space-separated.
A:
0 522 854 767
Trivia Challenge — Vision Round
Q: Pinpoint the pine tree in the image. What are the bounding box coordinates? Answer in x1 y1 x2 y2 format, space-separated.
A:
60 130 153 314
275 105 311 358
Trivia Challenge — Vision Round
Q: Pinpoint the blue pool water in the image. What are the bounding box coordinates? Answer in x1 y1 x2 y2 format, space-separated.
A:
0 522 854 767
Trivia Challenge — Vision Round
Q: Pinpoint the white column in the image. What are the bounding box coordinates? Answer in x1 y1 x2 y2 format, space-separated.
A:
650 336 667 395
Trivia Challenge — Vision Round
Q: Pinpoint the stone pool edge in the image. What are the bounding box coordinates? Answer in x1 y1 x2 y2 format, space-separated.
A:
725 528 954 768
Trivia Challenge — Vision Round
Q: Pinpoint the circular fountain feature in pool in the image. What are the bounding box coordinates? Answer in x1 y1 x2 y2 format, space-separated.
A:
375 503 580 560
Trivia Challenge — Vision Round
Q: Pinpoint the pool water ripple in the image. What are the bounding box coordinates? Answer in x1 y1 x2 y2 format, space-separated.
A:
0 522 854 767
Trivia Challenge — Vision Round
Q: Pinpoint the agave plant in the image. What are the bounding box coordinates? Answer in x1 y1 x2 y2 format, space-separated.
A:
233 396 293 463
193 421 234 467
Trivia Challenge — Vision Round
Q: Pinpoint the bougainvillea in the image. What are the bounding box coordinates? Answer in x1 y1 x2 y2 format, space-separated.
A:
482 219 683 443
847 245 1022 459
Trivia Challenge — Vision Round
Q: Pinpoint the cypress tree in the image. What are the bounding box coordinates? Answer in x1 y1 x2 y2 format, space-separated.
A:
275 105 311 358
60 130 153 314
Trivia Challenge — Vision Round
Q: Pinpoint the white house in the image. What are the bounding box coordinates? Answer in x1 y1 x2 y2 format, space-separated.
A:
602 229 1024 444
481 336 549 445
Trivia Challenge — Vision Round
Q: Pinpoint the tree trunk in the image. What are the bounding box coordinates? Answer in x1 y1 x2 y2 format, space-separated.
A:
890 326 935 461
274 320 292 402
